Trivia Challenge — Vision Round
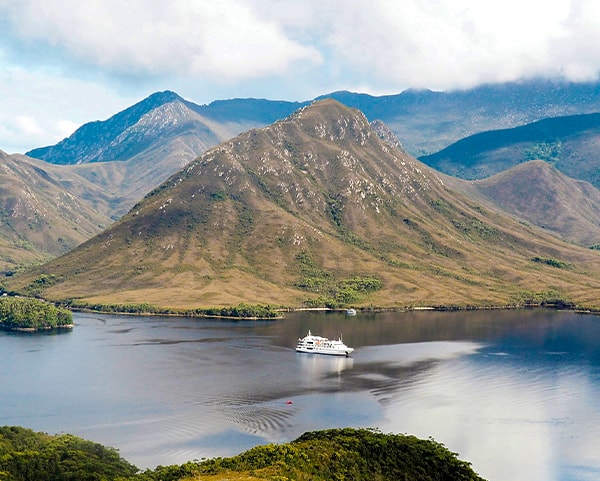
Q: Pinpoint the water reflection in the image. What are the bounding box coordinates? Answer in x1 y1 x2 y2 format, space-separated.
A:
296 353 354 380
0 309 599 481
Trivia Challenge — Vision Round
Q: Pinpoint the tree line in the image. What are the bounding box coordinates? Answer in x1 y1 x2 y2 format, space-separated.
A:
0 297 73 330
0 426 486 481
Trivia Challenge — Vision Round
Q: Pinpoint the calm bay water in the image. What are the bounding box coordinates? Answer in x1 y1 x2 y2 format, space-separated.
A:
1 308 599 480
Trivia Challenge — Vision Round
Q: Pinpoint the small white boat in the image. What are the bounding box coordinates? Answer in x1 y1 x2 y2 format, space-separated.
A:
296 330 354 357
346 308 357 316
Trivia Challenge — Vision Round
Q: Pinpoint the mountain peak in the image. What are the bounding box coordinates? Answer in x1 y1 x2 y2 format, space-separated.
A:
136 90 184 112
26 90 186 164
285 99 370 135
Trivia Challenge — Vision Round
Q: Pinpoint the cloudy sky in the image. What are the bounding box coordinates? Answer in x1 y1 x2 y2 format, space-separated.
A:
1 0 600 153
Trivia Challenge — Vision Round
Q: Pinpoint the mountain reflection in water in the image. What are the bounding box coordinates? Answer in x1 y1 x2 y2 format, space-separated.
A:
0 309 598 481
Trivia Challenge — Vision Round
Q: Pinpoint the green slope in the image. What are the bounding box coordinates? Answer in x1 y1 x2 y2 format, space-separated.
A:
0 427 485 481
419 112 600 188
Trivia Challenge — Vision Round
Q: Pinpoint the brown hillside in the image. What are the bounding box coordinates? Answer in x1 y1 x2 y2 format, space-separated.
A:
446 160 600 246
7 101 600 310
0 151 111 272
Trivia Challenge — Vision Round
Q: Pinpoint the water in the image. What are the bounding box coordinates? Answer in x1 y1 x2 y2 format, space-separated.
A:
1 308 599 481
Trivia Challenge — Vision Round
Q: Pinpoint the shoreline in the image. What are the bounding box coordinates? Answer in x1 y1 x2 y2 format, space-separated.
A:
68 301 598 320
0 323 75 332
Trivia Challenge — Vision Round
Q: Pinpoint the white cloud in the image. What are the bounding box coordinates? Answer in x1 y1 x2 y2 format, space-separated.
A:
315 0 599 90
0 0 322 82
14 115 44 137
0 62 139 153
3 0 600 91
55 120 79 139
2 0 600 152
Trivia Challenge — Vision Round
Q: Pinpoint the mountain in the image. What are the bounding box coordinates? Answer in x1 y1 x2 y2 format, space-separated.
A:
0 150 111 273
27 91 305 166
28 78 600 167
28 91 209 164
419 112 600 188
8 101 600 310
322 79 600 155
445 161 600 246
23 80 600 220
26 91 306 218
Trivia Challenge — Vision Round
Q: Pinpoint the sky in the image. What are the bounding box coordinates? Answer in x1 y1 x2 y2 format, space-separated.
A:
2 0 600 154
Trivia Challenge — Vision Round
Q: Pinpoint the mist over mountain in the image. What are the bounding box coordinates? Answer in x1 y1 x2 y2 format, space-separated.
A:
9 100 600 310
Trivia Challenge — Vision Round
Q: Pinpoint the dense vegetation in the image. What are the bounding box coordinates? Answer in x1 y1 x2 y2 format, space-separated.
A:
0 297 72 330
0 427 486 481
67 301 280 319
0 426 137 481
532 256 569 269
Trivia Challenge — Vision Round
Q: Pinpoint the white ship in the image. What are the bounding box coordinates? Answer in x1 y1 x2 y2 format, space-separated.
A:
296 330 354 357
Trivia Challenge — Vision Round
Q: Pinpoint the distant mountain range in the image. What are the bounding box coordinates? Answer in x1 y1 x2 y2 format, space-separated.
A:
28 78 600 162
4 79 600 294
8 100 600 310
420 112 600 189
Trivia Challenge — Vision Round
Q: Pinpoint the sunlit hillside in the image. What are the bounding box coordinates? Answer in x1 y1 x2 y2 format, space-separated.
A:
7 100 600 310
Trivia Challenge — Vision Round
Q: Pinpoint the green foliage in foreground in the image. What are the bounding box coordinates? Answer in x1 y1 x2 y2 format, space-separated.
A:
0 297 72 330
134 428 486 481
0 427 486 481
0 426 137 481
67 301 280 319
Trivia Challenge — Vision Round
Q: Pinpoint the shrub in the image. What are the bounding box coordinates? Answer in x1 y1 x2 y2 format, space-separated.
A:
531 256 568 269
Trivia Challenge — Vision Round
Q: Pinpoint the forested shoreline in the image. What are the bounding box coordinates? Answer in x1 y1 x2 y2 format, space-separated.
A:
0 297 73 331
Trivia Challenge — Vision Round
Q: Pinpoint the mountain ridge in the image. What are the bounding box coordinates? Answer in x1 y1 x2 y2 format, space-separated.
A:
8 100 600 310
27 91 185 164
419 111 600 188
445 160 600 246
27 79 600 164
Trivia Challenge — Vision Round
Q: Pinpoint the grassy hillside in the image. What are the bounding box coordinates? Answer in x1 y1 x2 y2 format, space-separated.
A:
6 100 600 311
445 160 600 246
0 151 111 273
